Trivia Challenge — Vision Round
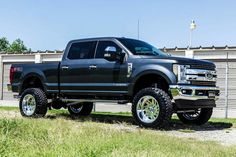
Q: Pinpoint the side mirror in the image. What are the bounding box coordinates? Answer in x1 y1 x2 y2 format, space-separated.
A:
104 46 118 61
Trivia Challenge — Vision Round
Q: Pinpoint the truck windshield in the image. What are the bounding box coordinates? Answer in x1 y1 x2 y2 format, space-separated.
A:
118 38 167 56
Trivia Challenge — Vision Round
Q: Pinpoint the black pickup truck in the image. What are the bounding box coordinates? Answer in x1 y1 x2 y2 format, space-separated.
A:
9 37 220 128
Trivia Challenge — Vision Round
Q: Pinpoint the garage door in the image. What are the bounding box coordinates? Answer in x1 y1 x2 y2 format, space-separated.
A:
2 63 34 100
214 61 236 109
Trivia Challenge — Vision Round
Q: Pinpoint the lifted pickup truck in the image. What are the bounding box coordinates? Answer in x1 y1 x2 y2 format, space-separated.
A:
9 37 220 128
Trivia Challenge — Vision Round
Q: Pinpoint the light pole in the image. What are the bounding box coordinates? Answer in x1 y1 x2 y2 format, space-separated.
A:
189 20 197 49
138 19 140 39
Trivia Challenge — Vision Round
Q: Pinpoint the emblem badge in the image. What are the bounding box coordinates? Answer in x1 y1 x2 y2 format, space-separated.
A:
127 63 133 77
205 71 214 80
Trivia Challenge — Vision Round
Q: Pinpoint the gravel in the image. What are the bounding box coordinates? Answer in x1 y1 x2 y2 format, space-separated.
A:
0 110 20 118
165 129 236 146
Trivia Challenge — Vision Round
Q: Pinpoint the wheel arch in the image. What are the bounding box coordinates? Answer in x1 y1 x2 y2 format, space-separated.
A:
20 73 46 94
131 70 173 97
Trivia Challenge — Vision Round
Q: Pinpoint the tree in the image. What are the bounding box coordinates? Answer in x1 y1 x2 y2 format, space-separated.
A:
8 38 28 53
0 37 10 52
0 37 30 53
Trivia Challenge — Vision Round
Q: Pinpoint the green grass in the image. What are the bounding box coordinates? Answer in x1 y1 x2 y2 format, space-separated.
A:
1 106 236 123
0 106 132 116
0 106 18 111
1 107 236 156
210 118 236 127
0 118 236 157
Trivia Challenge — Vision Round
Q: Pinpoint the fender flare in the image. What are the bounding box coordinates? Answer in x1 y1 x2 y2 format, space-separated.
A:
20 72 47 93
129 65 176 96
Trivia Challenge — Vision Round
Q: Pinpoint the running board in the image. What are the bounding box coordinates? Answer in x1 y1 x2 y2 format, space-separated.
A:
176 110 197 113
62 99 129 106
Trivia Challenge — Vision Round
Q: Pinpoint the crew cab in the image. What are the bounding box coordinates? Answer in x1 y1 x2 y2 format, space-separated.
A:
9 37 220 128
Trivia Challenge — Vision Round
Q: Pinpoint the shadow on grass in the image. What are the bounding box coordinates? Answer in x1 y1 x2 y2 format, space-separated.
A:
45 112 233 131
170 118 232 131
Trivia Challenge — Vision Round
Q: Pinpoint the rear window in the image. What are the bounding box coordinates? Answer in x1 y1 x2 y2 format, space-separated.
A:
67 41 96 60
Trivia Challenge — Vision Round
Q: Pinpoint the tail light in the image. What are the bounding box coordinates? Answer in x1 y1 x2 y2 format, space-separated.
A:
10 66 22 84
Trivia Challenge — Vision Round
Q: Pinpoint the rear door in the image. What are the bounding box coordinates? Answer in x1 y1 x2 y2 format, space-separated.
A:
59 40 97 96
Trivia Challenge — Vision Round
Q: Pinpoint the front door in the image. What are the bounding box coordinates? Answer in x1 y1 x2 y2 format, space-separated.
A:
89 40 128 96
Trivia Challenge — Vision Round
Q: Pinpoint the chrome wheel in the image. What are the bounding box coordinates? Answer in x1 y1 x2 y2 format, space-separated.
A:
22 94 36 116
182 109 201 120
136 95 160 123
69 104 83 114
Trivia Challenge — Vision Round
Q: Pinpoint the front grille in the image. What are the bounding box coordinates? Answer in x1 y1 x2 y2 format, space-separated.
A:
190 81 216 87
190 64 215 70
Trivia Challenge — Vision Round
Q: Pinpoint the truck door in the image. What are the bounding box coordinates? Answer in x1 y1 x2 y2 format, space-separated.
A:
59 41 97 96
89 40 128 96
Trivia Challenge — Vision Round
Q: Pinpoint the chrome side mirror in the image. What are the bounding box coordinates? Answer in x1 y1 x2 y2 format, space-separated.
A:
104 46 118 61
105 46 117 53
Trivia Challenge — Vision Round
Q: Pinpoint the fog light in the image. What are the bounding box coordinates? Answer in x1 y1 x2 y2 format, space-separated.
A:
181 89 192 95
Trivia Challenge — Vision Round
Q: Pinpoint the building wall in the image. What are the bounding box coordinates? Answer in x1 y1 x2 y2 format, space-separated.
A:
0 49 236 110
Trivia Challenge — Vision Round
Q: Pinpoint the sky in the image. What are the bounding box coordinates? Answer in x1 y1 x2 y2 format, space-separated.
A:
0 0 236 51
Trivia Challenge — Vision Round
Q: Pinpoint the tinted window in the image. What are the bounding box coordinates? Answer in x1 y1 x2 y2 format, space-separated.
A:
67 41 96 60
118 39 167 56
95 41 122 58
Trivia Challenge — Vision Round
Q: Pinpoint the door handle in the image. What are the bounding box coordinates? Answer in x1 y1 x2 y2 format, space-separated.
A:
62 66 69 70
89 65 97 69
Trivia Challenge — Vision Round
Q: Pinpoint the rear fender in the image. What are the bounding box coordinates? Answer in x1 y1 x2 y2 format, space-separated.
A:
20 71 47 94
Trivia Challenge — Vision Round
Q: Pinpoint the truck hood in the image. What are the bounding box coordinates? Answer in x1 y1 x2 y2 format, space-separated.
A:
139 55 215 66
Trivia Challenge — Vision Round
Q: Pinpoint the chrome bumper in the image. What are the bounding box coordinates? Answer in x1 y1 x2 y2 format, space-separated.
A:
169 85 220 101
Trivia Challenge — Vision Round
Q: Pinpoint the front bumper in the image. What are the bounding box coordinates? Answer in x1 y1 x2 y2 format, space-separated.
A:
169 85 220 109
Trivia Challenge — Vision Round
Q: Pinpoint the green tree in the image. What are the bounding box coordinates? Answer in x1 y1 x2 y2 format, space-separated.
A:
0 37 10 52
8 38 28 53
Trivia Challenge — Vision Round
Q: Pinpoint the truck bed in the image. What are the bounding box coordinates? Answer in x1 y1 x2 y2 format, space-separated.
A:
11 62 60 94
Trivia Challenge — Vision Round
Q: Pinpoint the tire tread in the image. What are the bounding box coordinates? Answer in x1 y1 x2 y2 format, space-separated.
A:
132 87 173 128
19 88 47 118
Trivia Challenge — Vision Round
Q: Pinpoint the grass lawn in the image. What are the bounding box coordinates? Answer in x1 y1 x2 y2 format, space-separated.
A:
0 107 236 157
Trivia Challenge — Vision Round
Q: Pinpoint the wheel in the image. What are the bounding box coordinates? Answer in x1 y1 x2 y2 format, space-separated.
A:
177 108 213 125
19 88 48 118
68 102 94 116
132 88 173 128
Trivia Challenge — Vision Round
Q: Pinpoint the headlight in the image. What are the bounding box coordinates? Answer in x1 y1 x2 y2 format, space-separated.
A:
172 64 190 84
172 64 179 76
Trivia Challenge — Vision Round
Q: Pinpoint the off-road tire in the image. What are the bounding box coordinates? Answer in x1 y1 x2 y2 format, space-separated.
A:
68 102 94 116
19 88 48 118
132 87 173 128
177 108 213 125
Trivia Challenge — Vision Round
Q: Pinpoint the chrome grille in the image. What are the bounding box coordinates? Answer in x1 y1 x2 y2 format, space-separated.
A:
185 68 217 87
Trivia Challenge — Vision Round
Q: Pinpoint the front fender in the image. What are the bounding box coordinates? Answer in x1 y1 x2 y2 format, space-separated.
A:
128 64 176 95
132 64 176 84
